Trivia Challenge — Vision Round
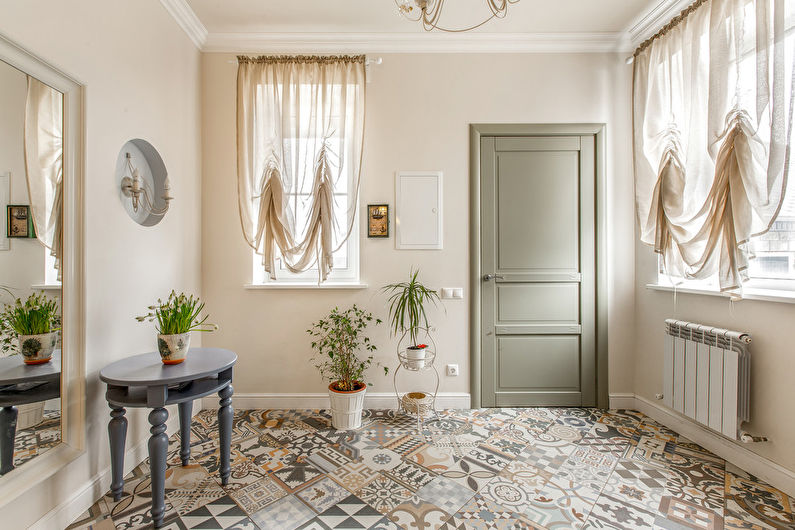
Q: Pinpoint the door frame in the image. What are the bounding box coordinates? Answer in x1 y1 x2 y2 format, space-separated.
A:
469 123 608 409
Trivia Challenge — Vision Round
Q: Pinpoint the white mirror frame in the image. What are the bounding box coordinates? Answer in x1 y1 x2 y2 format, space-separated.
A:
0 33 85 508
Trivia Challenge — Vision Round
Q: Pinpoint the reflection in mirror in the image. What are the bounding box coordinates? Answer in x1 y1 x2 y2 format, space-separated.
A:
0 58 63 476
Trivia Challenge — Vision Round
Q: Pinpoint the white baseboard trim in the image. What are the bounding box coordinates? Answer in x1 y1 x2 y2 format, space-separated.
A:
201 392 472 411
609 393 795 499
33 402 203 530
607 393 636 409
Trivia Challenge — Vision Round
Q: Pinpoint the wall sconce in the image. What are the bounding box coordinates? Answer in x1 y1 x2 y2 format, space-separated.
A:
115 138 171 227
120 152 172 215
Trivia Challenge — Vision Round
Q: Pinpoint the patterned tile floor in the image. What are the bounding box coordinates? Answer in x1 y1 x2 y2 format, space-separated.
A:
67 408 795 529
12 409 61 469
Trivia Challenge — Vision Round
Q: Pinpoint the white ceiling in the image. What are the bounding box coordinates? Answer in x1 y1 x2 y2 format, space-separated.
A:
186 0 651 34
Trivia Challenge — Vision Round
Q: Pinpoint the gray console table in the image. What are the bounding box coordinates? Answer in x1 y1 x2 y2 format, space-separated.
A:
0 351 61 475
99 348 236 528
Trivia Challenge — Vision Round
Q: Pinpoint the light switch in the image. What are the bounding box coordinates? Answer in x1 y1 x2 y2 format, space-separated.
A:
440 288 464 300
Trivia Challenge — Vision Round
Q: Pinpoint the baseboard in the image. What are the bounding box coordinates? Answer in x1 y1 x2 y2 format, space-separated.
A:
611 393 795 499
201 392 472 411
32 402 203 530
608 393 636 409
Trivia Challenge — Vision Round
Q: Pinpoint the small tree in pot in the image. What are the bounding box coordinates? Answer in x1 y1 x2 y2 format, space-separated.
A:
307 305 386 430
382 269 440 367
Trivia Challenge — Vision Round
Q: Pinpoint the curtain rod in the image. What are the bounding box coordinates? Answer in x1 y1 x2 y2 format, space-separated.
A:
226 56 382 66
631 0 708 59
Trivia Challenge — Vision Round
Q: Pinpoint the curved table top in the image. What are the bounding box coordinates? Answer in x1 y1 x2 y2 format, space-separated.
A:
0 351 61 385
100 348 236 386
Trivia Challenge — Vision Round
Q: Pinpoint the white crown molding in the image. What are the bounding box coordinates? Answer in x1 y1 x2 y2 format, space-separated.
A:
624 0 696 50
202 32 629 54
159 0 208 50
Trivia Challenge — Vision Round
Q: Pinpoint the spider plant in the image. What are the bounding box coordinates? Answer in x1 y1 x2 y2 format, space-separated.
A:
136 291 218 335
382 268 440 348
0 290 61 355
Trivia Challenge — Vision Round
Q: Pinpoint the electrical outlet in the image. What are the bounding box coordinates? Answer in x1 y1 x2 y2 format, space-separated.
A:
446 364 459 377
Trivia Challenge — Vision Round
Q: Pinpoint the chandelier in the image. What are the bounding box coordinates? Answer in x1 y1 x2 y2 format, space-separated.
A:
395 0 520 32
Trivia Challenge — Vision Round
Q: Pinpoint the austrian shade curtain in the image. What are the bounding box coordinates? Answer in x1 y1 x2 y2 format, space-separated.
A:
237 55 366 282
24 76 63 280
634 0 794 295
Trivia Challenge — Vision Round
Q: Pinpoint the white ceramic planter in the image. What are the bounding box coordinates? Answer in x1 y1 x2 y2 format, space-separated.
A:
405 346 428 369
18 331 57 365
328 382 366 430
16 402 45 430
158 332 191 364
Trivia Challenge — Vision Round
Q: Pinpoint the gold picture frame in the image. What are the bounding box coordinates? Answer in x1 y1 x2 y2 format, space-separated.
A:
6 205 35 238
367 204 389 238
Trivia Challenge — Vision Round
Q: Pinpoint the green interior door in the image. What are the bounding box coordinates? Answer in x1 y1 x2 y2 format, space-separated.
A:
480 135 596 407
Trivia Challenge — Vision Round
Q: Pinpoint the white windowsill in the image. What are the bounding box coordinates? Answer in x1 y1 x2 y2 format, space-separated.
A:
646 283 795 304
31 284 62 291
245 282 369 290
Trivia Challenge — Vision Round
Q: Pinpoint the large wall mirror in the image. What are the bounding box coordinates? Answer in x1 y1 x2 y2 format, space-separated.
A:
0 33 84 508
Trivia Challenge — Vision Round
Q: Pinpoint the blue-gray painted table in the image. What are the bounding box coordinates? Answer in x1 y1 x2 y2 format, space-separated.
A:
99 348 236 528
0 351 61 475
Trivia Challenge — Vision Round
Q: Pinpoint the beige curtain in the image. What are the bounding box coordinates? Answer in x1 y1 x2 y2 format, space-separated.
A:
237 55 365 282
634 0 794 296
24 77 63 280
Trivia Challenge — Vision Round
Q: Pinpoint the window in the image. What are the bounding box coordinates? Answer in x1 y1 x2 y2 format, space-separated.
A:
250 84 361 285
647 3 795 295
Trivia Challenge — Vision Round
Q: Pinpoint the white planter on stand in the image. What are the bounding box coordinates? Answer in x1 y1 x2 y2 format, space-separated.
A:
328 382 366 430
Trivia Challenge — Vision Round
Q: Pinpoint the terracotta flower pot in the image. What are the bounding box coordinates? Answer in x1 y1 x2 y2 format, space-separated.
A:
328 382 366 430
157 332 191 364
18 331 57 365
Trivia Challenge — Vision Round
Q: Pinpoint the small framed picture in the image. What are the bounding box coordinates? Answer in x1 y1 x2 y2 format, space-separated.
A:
7 205 35 238
367 204 389 238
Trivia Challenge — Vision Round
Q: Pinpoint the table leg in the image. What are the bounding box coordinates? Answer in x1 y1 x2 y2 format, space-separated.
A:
178 401 192 466
218 384 233 486
148 407 169 528
0 406 18 475
108 406 128 501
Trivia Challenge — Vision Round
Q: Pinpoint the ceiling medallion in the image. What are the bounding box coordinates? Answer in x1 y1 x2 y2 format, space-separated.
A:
395 0 520 32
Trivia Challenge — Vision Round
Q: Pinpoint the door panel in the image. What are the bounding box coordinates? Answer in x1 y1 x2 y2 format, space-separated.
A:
496 152 579 271
481 134 597 407
497 336 581 390
496 283 579 324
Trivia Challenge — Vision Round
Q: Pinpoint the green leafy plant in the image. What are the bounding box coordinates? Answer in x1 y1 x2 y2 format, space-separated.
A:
136 291 218 335
307 305 387 392
382 268 440 348
0 290 61 355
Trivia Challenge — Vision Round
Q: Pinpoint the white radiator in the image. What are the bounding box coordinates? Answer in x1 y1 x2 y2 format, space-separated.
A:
663 319 751 440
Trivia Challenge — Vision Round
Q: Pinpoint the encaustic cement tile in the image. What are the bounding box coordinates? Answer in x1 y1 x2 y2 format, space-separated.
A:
387 496 452 530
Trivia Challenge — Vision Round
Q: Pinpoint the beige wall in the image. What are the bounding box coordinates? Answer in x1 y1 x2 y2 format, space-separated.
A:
635 244 795 473
0 60 45 297
201 53 636 399
0 0 201 526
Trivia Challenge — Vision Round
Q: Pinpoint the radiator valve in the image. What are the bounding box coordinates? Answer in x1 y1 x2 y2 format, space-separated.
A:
740 431 769 443
655 393 664 400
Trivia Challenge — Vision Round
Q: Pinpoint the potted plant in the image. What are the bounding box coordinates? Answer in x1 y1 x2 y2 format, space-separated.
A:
383 269 440 368
0 291 61 365
136 291 217 364
307 305 386 430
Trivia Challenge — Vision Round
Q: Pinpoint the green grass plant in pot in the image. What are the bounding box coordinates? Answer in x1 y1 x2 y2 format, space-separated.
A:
307 305 386 430
382 268 440 369
136 291 217 364
0 291 61 365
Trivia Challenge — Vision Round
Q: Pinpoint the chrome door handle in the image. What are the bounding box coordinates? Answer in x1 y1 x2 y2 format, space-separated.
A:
483 274 504 281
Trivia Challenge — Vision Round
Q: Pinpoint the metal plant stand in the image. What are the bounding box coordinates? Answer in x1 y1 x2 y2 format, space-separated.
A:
99 348 236 528
393 330 439 433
